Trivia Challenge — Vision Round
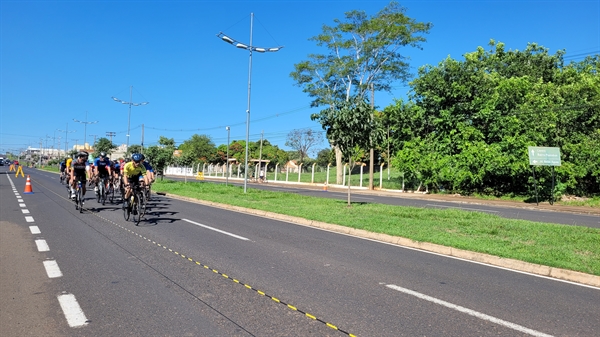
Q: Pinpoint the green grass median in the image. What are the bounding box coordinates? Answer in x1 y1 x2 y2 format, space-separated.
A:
152 179 600 276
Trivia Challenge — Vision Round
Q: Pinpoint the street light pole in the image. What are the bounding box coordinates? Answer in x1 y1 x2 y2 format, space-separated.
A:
217 13 283 193
57 123 76 160
73 111 98 150
226 126 230 187
112 86 149 150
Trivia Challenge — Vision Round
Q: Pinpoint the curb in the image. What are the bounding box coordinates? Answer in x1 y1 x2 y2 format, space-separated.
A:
163 192 600 288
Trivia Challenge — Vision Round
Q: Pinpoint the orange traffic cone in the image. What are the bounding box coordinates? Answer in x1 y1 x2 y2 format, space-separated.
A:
322 182 328 191
23 175 34 194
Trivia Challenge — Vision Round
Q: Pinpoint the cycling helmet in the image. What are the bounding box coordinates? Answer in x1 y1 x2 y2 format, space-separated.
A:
77 151 89 158
131 153 143 163
99 152 107 157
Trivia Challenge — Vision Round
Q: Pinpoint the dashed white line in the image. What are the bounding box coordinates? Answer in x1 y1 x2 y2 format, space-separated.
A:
43 260 63 278
25 216 35 222
22 209 30 214
182 218 250 241
57 294 88 327
19 203 26 207
17 198 24 202
29 226 41 234
35 239 50 252
385 284 553 337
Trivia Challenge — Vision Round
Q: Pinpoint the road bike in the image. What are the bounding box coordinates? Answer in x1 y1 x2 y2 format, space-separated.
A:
109 175 120 204
96 175 110 205
68 179 84 213
123 182 147 225
59 170 68 184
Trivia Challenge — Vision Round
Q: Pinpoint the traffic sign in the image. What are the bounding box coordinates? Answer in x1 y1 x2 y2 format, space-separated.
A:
528 147 561 166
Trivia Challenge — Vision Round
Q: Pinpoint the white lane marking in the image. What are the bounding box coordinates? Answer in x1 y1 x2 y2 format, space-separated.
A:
426 204 499 213
182 219 250 241
29 226 41 234
17 199 24 202
15 194 21 197
43 260 63 278
22 209 30 214
25 216 35 222
57 294 88 327
35 239 50 252
386 284 553 337
353 196 375 200
19 203 26 207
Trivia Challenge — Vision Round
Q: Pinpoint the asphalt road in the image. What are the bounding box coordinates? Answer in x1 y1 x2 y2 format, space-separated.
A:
167 176 600 228
2 167 599 336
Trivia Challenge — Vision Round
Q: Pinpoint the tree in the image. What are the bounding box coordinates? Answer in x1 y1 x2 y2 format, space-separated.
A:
178 134 216 163
125 144 142 157
144 136 176 179
315 148 334 167
285 128 323 163
387 41 600 197
93 137 117 157
291 1 432 184
312 98 384 205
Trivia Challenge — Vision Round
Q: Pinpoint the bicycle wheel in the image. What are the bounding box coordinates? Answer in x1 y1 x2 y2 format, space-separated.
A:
78 188 84 213
123 195 131 221
131 194 141 225
138 189 147 219
108 183 115 204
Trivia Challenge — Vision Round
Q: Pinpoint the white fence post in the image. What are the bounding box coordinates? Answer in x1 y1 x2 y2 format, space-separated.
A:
275 164 279 181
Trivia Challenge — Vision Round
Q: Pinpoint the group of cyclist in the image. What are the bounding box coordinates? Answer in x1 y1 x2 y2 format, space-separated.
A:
60 151 155 208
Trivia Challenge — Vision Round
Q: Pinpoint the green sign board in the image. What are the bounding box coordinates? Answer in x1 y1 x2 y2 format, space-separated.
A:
528 146 561 166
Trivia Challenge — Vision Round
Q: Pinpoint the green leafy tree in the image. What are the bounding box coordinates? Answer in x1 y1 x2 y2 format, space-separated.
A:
144 136 176 179
178 134 217 164
291 1 432 184
315 148 334 167
312 98 385 205
92 137 117 157
125 144 143 157
387 41 600 197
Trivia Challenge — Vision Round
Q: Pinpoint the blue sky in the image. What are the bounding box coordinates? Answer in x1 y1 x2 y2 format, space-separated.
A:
1 0 599 156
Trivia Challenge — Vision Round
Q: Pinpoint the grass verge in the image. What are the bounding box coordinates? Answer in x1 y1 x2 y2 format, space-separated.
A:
153 179 600 276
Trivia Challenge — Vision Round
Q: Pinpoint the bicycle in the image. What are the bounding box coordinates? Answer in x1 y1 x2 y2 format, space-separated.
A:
59 170 68 184
68 179 84 213
96 175 110 205
123 182 146 225
109 175 120 204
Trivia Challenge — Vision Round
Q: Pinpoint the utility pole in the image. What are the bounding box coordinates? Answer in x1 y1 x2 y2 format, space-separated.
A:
369 83 375 190
258 130 264 178
90 134 98 148
141 124 144 154
106 131 116 143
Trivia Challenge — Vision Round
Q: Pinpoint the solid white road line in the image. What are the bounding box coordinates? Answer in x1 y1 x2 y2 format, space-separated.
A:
57 294 88 328
43 260 63 278
25 216 35 222
35 239 50 252
29 226 41 234
182 219 250 241
386 284 553 337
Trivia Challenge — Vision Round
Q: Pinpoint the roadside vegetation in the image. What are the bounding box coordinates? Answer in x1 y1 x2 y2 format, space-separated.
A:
153 179 600 276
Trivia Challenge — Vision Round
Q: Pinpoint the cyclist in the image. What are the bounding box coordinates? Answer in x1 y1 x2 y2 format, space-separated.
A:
59 159 67 181
122 153 148 209
141 155 155 182
93 152 112 195
70 151 90 200
66 155 73 176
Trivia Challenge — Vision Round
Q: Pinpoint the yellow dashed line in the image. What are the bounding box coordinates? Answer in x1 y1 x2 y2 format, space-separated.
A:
46 188 355 336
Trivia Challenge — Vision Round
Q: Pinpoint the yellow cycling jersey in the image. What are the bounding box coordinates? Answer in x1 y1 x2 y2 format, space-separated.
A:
66 158 73 169
122 161 147 178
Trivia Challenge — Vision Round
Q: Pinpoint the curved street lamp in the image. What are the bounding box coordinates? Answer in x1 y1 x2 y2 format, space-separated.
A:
73 111 98 151
112 86 149 149
217 13 283 193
